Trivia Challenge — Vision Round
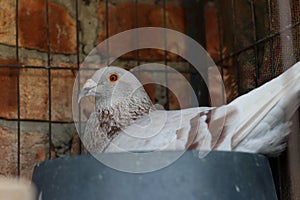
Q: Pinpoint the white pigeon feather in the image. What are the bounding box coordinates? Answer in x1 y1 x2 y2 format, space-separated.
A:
79 62 300 156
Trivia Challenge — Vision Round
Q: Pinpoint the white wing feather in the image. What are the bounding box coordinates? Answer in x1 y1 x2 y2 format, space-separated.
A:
105 107 212 152
104 62 300 155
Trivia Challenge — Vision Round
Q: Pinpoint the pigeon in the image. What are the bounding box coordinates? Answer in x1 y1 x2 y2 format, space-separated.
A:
78 62 300 156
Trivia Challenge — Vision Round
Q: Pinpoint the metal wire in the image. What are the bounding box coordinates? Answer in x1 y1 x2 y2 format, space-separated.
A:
15 0 21 176
0 65 82 70
75 0 82 154
6 2 299 193
231 0 241 94
45 0 52 159
163 0 169 109
105 0 109 66
267 0 275 78
216 4 226 104
135 0 140 66
250 0 259 87
216 21 300 65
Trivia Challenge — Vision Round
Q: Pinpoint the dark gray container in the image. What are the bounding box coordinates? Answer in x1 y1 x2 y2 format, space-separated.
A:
32 151 277 200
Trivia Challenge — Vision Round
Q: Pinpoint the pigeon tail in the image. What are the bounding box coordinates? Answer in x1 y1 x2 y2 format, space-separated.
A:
221 62 300 155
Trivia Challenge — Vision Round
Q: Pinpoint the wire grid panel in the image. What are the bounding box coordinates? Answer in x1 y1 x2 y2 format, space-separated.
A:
1 0 299 198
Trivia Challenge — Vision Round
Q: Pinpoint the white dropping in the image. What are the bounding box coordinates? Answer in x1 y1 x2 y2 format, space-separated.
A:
235 185 240 192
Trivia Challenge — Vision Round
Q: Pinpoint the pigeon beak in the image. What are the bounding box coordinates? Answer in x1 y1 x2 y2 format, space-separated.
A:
78 79 97 103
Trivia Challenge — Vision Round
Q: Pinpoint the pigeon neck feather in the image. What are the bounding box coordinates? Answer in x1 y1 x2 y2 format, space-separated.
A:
96 95 156 138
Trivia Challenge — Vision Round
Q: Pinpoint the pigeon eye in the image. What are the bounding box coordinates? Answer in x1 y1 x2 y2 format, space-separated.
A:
109 74 118 82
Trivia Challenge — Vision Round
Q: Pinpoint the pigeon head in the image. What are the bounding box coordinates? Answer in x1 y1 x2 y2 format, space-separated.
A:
78 66 151 108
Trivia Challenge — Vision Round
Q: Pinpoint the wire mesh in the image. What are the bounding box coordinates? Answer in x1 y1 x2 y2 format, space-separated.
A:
3 0 299 198
15 0 20 176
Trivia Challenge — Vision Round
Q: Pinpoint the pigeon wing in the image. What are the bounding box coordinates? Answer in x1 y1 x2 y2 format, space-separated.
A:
104 107 214 153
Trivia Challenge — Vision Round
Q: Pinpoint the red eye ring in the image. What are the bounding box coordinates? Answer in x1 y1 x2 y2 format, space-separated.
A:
109 74 118 82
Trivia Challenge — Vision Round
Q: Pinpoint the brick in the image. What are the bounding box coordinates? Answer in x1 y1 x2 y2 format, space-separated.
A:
205 6 221 61
97 2 185 61
168 73 191 110
0 0 76 54
20 132 51 179
0 126 17 177
19 69 49 120
0 126 50 179
70 133 80 155
0 64 18 119
0 119 78 179
0 67 75 121
51 70 76 122
0 1 16 46
18 0 76 54
130 70 156 103
19 69 75 122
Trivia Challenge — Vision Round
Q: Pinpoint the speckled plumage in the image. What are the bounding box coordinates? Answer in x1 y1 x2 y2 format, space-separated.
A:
83 96 155 153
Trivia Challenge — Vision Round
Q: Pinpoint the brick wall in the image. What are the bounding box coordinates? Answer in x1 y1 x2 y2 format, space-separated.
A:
0 0 194 179
0 0 236 179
